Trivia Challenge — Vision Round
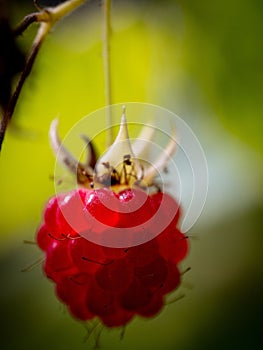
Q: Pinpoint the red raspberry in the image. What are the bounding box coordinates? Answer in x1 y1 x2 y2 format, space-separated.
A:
37 187 188 327
37 110 189 328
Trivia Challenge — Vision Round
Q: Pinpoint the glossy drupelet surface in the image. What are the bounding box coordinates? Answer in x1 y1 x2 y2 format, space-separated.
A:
37 188 188 327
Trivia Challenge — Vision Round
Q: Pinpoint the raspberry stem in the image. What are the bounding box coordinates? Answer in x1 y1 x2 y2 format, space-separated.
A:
102 0 113 147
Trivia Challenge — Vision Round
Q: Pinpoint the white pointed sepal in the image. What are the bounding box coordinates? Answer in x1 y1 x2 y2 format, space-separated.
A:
94 106 143 187
143 124 177 186
49 119 94 185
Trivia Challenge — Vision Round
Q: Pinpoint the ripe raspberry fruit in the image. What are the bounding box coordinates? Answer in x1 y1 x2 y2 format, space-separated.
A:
36 107 189 328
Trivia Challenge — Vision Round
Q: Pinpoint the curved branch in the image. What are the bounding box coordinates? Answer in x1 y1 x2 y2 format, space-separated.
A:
0 0 88 152
0 22 51 151
14 13 38 36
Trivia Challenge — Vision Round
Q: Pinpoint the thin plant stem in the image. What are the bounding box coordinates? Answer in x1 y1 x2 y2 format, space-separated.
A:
49 0 87 22
14 13 38 36
102 0 113 147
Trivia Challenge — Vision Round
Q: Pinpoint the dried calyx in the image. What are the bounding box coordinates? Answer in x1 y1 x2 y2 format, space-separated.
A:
49 106 177 190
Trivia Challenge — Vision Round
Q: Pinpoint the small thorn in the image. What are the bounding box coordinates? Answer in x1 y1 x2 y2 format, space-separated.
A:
21 257 45 272
94 324 104 349
166 293 185 305
181 267 191 276
82 257 114 266
23 240 37 245
48 233 66 241
187 234 200 241
179 235 189 241
120 325 126 340
83 320 100 343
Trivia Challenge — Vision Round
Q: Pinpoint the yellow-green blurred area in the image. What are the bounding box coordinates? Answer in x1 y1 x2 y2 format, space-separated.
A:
1 0 263 349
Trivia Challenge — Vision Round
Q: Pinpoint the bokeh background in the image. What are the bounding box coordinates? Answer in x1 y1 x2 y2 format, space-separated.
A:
1 0 263 349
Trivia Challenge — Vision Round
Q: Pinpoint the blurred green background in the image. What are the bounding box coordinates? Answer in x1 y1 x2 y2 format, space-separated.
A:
1 0 263 349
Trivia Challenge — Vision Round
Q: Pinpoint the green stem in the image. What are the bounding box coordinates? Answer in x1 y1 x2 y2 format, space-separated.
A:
102 0 113 147
51 0 87 22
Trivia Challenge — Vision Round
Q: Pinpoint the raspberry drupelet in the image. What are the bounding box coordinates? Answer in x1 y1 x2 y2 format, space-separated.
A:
36 106 188 327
